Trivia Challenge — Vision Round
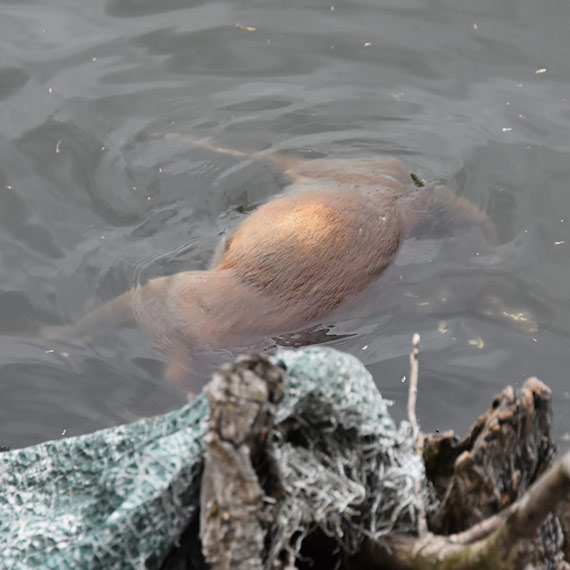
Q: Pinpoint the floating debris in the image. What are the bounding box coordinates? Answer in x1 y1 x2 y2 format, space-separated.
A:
502 311 530 323
410 172 425 188
468 337 485 349
236 23 256 32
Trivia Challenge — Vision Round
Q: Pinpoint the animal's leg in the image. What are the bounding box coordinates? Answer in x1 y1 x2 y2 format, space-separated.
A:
162 133 310 184
164 341 193 387
432 185 497 243
400 184 496 244
42 289 138 342
209 234 233 269
42 276 173 342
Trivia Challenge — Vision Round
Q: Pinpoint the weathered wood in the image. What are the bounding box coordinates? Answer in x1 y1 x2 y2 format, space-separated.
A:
199 354 286 570
356 376 567 570
360 450 570 570
407 333 427 537
425 377 556 534
196 351 570 570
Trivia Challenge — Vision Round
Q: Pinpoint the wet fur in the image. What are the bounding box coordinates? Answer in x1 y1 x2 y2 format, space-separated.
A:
61 154 493 384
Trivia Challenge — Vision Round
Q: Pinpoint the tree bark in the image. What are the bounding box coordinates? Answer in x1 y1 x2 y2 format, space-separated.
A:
199 354 286 570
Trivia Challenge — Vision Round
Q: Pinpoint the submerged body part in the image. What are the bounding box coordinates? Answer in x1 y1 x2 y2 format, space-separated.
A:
60 155 493 384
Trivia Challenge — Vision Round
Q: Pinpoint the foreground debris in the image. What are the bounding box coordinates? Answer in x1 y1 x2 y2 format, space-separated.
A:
200 355 285 570
362 377 569 570
198 348 425 570
197 348 570 570
1 345 568 569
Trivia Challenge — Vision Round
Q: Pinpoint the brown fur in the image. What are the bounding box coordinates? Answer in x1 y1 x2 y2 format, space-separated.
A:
65 155 493 384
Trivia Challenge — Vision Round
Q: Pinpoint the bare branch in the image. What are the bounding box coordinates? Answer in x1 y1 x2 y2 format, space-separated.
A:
407 333 420 434
363 450 570 569
406 333 427 538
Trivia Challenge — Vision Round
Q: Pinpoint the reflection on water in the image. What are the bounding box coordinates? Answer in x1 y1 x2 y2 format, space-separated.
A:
1 0 570 449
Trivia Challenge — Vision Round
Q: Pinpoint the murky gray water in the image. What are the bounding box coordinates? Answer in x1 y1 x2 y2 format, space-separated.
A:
1 0 569 449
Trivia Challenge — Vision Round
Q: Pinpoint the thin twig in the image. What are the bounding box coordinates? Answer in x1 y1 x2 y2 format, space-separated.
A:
406 333 427 536
407 333 420 435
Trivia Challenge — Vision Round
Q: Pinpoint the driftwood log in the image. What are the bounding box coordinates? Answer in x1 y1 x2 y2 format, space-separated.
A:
360 376 570 570
196 349 570 570
199 355 286 569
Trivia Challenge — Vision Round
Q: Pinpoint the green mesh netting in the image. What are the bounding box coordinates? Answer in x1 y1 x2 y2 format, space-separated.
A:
0 347 424 569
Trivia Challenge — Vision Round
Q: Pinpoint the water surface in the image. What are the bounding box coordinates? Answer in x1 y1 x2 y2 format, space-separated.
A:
1 0 570 449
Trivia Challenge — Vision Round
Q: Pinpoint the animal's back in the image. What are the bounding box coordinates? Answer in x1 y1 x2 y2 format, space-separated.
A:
44 152 494 387
216 186 403 320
